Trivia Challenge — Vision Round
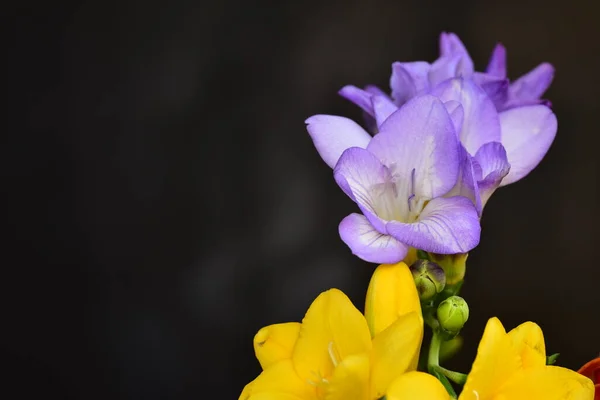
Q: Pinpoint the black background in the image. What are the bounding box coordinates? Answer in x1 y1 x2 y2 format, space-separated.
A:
3 1 599 399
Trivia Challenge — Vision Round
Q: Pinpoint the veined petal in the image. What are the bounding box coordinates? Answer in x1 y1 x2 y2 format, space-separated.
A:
254 323 301 369
386 371 451 400
460 318 522 400
306 115 372 169
369 312 424 399
339 213 408 264
372 95 399 128
495 366 595 400
323 353 370 400
390 61 431 106
364 262 422 337
292 289 372 384
338 85 375 117
249 359 318 400
486 43 507 78
431 78 502 155
473 142 510 207
498 105 557 186
367 95 460 199
445 145 482 215
507 321 546 369
386 196 480 254
509 62 555 102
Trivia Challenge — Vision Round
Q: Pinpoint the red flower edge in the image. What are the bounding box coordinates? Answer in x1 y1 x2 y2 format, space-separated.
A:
578 357 600 399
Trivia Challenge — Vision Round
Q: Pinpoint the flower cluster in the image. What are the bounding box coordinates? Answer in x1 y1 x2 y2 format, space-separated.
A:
239 33 596 399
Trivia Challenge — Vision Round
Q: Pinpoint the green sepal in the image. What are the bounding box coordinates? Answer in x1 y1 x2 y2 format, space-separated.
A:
546 353 560 365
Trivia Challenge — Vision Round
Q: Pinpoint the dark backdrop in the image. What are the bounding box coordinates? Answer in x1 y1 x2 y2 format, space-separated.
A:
3 1 599 399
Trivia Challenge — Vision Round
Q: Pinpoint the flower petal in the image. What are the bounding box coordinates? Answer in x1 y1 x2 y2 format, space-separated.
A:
386 371 451 400
509 62 555 103
292 289 372 384
254 323 301 370
498 105 557 186
443 100 464 133
372 95 399 128
249 359 318 400
445 145 482 215
460 317 521 400
369 312 423 399
239 379 255 400
386 196 481 254
473 142 510 206
495 366 595 400
439 32 470 59
390 61 431 106
367 94 460 199
338 85 375 117
429 54 471 87
323 353 370 400
507 321 546 369
473 72 509 110
431 78 502 155
485 43 507 78
339 213 408 264
364 262 422 337
305 115 372 169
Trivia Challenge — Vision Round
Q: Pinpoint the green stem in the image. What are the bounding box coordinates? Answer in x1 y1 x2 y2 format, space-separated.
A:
434 366 468 386
427 332 442 373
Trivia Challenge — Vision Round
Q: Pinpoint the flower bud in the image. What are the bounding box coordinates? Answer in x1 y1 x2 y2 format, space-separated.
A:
409 260 446 301
428 252 468 285
437 296 469 336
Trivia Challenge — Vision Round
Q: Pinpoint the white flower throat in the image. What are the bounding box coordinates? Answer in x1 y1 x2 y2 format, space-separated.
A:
372 166 425 223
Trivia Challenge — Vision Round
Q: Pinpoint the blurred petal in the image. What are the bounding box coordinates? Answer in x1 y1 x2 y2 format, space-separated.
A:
254 323 301 369
473 142 510 206
386 196 481 254
445 145 482 215
496 366 595 400
323 353 370 400
387 371 451 400
460 318 521 400
306 115 372 168
440 32 470 58
390 61 431 106
473 72 509 109
249 360 318 400
372 95 399 127
432 78 502 154
443 100 464 133
486 43 507 78
339 213 408 264
339 85 375 117
499 105 557 185
367 95 459 199
370 312 424 399
508 321 546 369
509 62 555 102
292 289 372 383
364 262 422 337
429 54 472 87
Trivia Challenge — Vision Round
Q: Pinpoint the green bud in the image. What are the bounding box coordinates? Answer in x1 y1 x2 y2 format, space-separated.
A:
428 252 468 285
437 296 469 336
409 259 446 301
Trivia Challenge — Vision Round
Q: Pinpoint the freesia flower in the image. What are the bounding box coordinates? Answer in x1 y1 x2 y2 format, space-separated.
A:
340 32 557 193
458 317 594 400
240 263 451 400
306 94 480 263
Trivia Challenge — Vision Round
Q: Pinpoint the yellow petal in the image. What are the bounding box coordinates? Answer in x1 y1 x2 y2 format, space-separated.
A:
495 366 595 400
507 321 546 369
254 323 301 369
369 311 423 399
365 262 422 337
460 317 521 400
250 359 318 400
239 379 255 400
292 289 372 383
386 371 450 400
323 353 370 400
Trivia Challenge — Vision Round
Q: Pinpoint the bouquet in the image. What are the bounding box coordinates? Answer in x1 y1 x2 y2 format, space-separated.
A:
239 33 597 400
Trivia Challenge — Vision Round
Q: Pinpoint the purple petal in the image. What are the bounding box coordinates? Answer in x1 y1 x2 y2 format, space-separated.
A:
499 105 557 186
485 43 507 78
390 61 431 106
445 145 482 215
508 62 554 102
365 85 389 97
443 100 464 134
339 213 408 264
429 54 473 87
372 95 399 127
367 95 459 199
439 32 470 58
339 85 375 117
473 72 509 110
386 196 481 254
431 78 501 155
306 115 372 169
333 147 389 232
473 142 510 206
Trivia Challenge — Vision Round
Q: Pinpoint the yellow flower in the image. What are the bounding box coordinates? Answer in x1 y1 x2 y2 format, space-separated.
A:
240 262 448 400
459 317 595 400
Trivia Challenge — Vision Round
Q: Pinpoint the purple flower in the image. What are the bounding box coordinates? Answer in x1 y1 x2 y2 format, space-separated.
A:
306 95 480 264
